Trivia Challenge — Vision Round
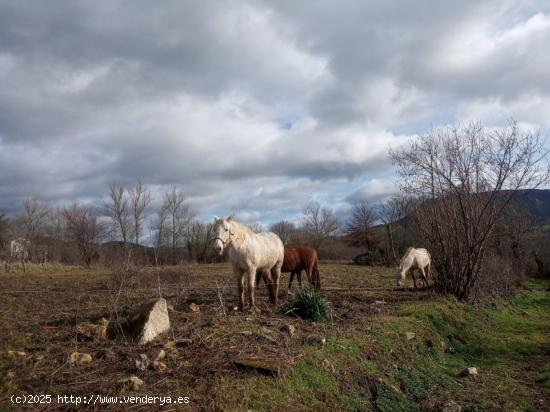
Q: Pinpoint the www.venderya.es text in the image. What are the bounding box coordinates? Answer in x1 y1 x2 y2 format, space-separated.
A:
11 394 190 406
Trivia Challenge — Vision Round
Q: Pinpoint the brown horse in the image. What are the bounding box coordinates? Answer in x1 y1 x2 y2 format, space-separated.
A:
257 245 321 292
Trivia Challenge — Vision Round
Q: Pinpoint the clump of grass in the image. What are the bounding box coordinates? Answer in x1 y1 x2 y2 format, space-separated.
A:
283 288 331 322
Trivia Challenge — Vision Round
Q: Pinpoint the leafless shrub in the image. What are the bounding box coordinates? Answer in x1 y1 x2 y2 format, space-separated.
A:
391 120 549 300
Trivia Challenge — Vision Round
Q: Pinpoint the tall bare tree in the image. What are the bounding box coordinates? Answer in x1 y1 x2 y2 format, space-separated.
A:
391 120 549 300
164 187 192 249
128 180 152 245
152 202 169 263
269 220 296 245
302 201 338 248
344 200 378 252
105 184 130 244
18 197 50 241
0 213 8 251
62 203 108 267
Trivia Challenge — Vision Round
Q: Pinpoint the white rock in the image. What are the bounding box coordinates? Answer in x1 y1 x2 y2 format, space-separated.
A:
441 400 462 412
119 375 144 391
135 354 149 371
69 352 92 366
119 298 170 345
460 367 478 377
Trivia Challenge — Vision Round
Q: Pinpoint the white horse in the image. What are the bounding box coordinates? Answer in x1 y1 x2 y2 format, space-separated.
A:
396 247 431 288
212 217 284 311
8 238 30 272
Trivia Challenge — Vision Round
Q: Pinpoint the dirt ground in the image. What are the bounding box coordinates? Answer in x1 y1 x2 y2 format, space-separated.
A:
0 263 409 407
1 263 547 411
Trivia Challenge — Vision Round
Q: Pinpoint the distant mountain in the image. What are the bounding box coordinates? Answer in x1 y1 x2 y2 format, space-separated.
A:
374 189 550 228
509 189 550 224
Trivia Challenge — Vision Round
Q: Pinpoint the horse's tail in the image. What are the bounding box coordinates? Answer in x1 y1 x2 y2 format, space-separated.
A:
312 259 321 291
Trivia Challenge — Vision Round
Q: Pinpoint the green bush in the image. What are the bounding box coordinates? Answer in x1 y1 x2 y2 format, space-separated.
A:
283 288 331 322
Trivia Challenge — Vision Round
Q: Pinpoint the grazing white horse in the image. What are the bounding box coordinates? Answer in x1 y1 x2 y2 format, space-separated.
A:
212 217 284 311
396 247 431 288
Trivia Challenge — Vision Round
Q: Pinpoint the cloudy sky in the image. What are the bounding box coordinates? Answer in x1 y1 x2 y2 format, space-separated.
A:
1 0 549 226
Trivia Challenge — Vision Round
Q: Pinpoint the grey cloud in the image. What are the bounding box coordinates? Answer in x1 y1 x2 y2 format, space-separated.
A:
0 0 549 225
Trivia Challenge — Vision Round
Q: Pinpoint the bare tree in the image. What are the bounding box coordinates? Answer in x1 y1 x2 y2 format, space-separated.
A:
18 197 50 241
302 201 339 248
378 196 411 263
0 213 8 251
185 220 214 263
128 180 152 245
345 200 378 252
391 120 549 300
105 184 130 244
250 222 264 233
269 220 296 245
62 203 108 267
164 187 192 249
151 202 169 263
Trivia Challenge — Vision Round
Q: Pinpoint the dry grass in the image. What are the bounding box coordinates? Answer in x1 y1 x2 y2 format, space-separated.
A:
1 263 547 411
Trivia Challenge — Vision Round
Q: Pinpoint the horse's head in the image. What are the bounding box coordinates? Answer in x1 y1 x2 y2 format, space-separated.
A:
212 216 234 256
395 266 405 287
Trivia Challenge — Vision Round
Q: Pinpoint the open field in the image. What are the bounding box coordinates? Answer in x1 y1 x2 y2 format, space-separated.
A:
1 263 549 411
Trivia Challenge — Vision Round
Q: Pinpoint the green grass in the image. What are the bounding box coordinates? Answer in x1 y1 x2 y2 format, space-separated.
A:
213 277 550 410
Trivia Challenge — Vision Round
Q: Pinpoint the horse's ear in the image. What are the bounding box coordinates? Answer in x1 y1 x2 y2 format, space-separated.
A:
227 215 234 222
214 215 220 221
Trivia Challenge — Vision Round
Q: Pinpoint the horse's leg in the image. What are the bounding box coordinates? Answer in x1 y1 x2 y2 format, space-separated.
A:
270 265 281 305
233 267 245 311
426 263 431 287
411 271 417 289
288 272 294 295
255 270 262 289
420 265 429 288
246 267 257 309
297 270 303 289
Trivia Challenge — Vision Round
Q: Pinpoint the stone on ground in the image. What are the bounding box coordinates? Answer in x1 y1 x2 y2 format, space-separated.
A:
2 351 26 360
234 357 282 376
76 318 109 341
69 352 92 366
406 332 416 341
459 366 478 377
441 400 462 412
110 298 170 344
280 324 296 337
119 375 144 391
188 303 200 313
135 354 149 371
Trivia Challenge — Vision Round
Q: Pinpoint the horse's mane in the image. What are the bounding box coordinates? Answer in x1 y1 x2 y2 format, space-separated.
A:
230 220 254 248
399 247 414 268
